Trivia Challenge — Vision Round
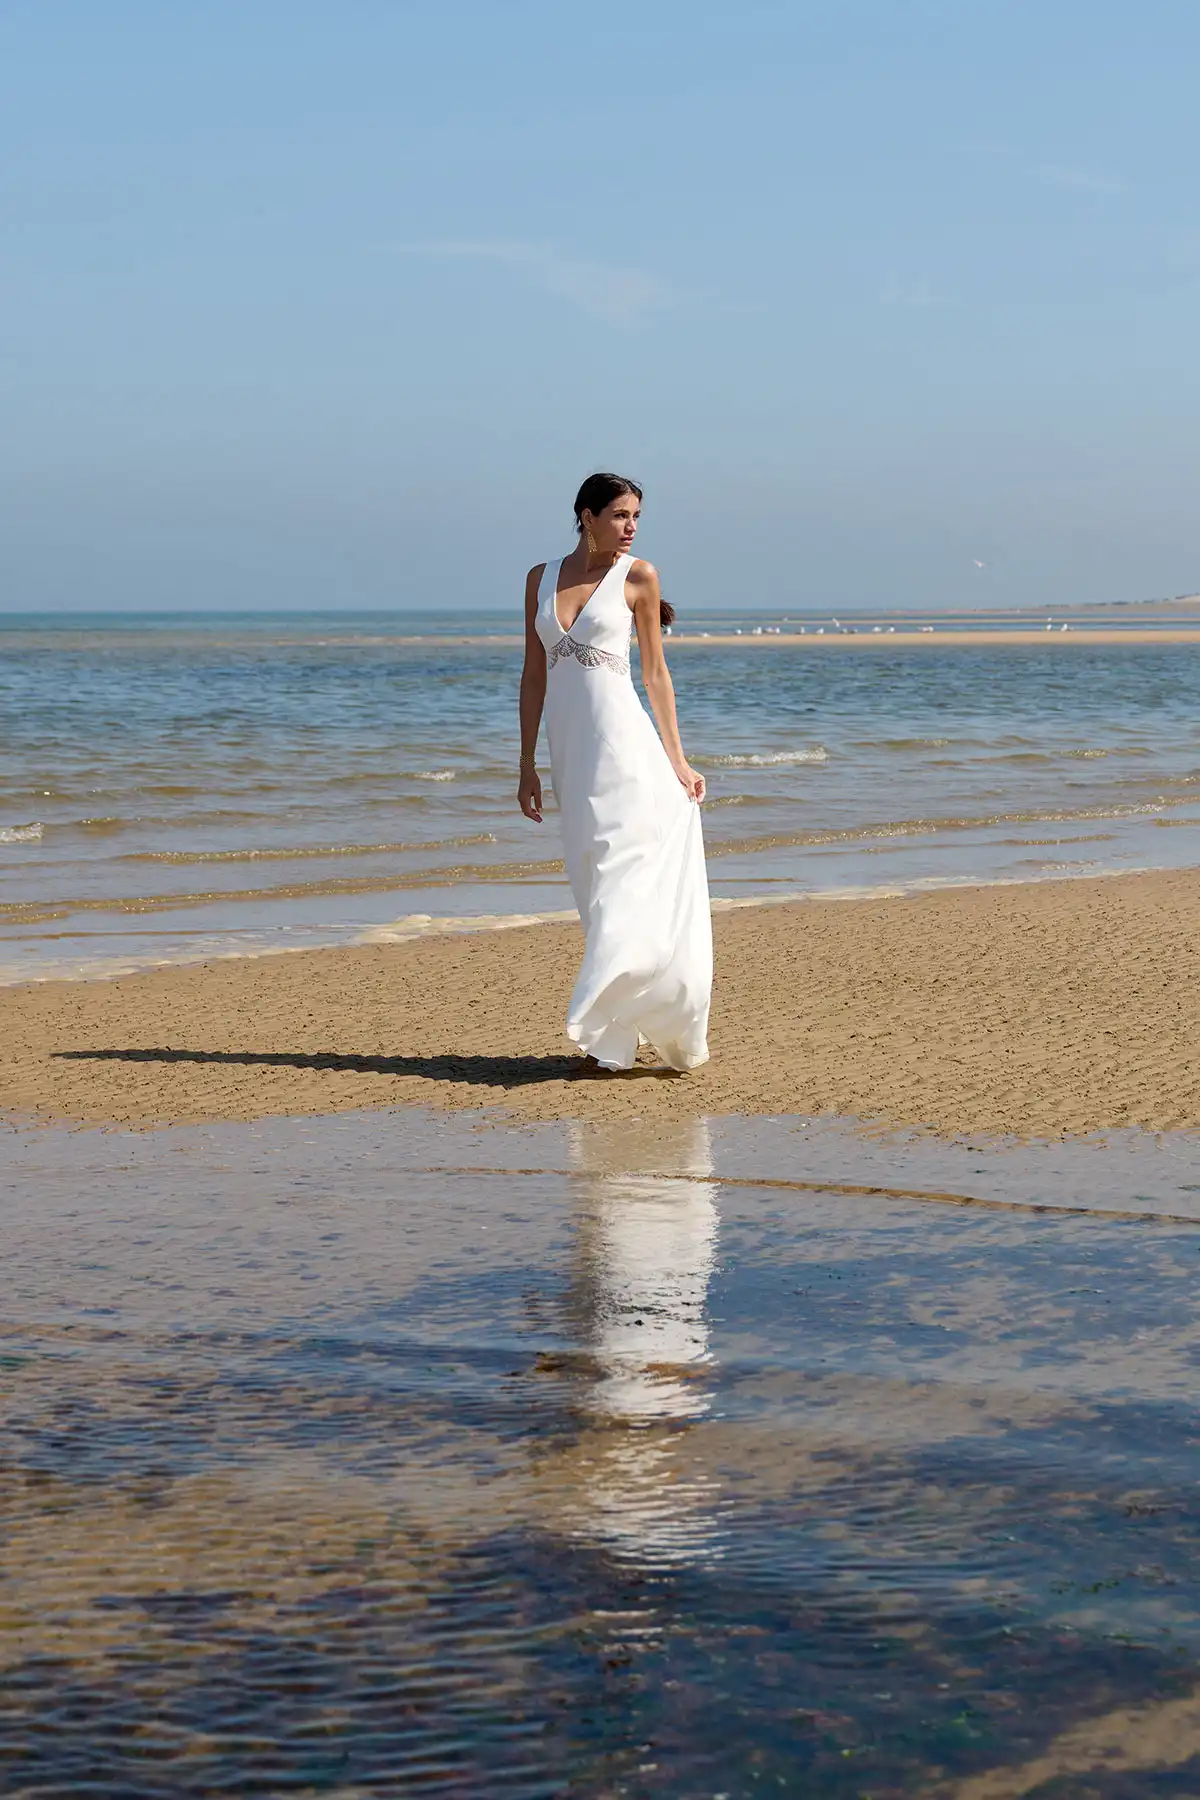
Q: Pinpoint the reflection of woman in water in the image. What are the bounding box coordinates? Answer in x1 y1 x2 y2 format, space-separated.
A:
517 473 712 1073
557 1120 724 1566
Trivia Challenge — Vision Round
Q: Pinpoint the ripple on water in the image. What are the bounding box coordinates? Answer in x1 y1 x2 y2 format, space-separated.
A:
2 1108 1199 1795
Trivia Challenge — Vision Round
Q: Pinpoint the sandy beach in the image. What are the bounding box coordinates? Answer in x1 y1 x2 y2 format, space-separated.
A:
4 865 1198 1138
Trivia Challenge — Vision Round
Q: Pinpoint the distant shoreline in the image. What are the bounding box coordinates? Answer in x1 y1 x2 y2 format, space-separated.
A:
666 627 1200 647
219 627 1200 649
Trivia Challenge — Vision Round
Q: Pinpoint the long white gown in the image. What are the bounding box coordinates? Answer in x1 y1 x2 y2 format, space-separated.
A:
535 553 712 1070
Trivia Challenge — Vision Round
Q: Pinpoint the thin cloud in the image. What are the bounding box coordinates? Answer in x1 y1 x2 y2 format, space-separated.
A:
399 239 671 326
957 145 1130 196
1031 164 1129 195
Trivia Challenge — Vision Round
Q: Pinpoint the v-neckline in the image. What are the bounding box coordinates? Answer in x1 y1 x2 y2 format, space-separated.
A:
552 555 621 638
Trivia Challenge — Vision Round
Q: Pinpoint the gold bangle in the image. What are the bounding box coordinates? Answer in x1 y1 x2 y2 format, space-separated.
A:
519 751 537 770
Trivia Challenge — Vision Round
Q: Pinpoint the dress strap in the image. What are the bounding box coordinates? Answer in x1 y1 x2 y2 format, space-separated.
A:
539 558 562 604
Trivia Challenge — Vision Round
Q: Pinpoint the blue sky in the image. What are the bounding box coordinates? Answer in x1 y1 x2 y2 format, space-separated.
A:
2 0 1198 612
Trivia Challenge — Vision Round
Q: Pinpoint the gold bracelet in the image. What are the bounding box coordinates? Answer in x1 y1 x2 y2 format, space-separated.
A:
519 750 537 770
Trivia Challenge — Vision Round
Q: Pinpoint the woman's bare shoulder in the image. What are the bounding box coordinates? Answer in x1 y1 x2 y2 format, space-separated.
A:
626 558 661 591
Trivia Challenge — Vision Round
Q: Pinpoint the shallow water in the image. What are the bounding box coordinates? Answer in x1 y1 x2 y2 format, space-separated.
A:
3 1107 1199 1795
5 611 1200 981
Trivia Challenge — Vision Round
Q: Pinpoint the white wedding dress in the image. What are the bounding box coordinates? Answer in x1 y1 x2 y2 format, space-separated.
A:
535 553 711 1070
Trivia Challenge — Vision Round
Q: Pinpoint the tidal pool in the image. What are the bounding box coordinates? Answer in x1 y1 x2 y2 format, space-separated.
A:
2 1108 1199 1796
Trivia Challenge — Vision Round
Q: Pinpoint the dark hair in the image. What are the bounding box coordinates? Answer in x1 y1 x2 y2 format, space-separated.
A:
573 471 675 630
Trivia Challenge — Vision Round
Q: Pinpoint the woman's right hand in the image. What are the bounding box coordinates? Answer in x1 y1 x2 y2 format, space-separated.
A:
518 769 543 822
673 761 706 803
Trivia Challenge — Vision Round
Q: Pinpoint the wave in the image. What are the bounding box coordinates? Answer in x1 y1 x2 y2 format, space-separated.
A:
360 908 576 945
75 809 304 836
705 795 1200 859
983 745 1156 766
850 737 951 751
995 833 1117 846
1064 746 1152 759
39 798 436 837
0 855 569 926
122 833 499 865
0 821 43 844
694 748 828 768
8 771 483 816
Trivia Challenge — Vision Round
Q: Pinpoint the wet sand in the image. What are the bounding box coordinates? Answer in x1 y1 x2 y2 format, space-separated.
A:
4 865 1200 1138
3 1106 1199 1796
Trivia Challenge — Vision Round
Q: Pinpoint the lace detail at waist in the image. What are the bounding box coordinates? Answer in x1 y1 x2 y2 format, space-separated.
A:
548 634 630 676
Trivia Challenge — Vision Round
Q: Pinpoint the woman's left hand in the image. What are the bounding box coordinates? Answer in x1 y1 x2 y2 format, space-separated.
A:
674 762 706 802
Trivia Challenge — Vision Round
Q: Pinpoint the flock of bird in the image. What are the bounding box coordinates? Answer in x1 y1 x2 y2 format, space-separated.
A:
683 614 1074 637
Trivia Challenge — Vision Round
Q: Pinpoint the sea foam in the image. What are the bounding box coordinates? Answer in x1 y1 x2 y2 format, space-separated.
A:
697 748 828 768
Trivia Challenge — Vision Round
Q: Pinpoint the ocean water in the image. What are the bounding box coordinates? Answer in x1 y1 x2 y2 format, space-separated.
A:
4 609 1200 982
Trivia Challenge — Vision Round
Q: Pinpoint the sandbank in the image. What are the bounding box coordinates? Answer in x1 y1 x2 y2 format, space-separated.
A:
293 628 1200 650
666 628 1200 647
3 867 1199 1139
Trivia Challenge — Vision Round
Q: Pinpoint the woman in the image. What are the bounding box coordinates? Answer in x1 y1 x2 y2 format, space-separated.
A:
517 472 711 1072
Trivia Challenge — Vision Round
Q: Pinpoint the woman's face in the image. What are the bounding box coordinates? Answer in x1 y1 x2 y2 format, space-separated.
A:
585 492 641 555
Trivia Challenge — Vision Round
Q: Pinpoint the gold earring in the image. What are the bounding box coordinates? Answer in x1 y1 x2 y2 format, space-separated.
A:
585 525 597 558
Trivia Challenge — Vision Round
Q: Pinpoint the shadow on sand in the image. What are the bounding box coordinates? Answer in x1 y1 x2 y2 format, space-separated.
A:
53 1047 679 1088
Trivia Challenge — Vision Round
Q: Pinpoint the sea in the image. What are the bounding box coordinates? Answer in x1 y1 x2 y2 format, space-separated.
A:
4 606 1200 983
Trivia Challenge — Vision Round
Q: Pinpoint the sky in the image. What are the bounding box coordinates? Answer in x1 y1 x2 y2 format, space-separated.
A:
2 0 1198 613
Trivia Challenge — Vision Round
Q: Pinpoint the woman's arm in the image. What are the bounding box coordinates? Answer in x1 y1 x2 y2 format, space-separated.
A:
518 565 547 822
629 561 706 802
